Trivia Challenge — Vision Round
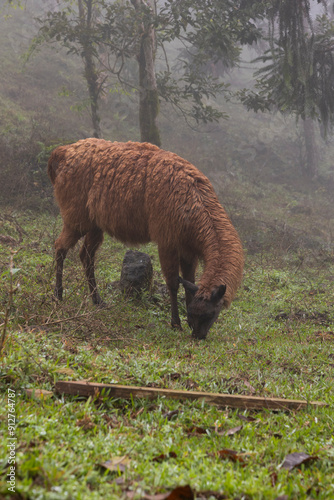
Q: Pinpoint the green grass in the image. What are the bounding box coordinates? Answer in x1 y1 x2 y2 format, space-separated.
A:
1 212 334 499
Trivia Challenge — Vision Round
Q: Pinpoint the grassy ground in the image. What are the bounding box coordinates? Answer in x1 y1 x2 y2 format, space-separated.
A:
0 211 334 500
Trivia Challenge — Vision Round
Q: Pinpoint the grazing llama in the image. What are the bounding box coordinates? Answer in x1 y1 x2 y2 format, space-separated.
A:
48 139 244 339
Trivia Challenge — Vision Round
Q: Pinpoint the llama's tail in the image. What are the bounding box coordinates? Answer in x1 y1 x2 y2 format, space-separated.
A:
47 145 67 185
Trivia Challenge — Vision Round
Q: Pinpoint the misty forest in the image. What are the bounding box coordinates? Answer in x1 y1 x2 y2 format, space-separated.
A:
1 1 334 499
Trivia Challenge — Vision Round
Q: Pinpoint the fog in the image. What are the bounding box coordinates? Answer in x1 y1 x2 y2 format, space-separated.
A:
0 0 333 255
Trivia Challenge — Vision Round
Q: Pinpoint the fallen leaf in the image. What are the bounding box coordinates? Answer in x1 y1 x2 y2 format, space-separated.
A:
141 494 169 500
76 414 94 431
270 471 278 486
217 449 247 464
141 485 194 500
152 452 177 462
166 485 194 500
243 380 256 394
215 425 243 436
61 340 78 353
184 378 199 390
114 476 125 485
224 425 243 436
25 389 53 399
57 367 76 376
131 407 145 419
100 456 131 473
0 235 18 245
280 452 318 471
314 331 334 341
102 413 119 428
186 426 209 436
163 410 180 421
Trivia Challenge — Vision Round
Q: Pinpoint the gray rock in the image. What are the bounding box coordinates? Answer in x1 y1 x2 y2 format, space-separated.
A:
120 250 153 295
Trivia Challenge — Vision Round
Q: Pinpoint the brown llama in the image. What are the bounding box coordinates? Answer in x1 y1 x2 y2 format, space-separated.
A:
48 139 244 339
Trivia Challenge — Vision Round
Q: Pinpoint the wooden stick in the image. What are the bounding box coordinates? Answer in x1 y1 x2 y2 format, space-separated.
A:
55 380 327 411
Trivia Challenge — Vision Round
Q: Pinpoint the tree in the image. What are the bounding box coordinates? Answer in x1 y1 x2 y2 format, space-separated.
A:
130 0 161 146
237 0 334 177
32 0 263 144
155 0 262 125
33 0 103 138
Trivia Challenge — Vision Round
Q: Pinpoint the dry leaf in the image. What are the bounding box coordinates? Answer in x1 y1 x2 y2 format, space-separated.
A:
61 340 78 353
243 380 256 394
166 485 194 500
280 452 318 471
141 494 170 500
152 452 177 463
25 389 53 399
102 413 119 428
141 485 194 500
217 449 247 464
57 367 76 376
100 456 131 473
273 433 283 439
314 331 334 341
163 410 180 421
76 414 94 430
270 471 278 486
215 425 243 437
186 426 209 436
224 425 243 436
184 378 199 390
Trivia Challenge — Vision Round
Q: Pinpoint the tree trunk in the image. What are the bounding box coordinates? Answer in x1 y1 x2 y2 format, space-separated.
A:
78 0 101 138
84 49 101 139
302 117 318 179
131 0 161 147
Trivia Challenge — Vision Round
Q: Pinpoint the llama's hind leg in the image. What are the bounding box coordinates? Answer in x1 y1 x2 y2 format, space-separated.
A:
54 225 81 300
79 227 104 305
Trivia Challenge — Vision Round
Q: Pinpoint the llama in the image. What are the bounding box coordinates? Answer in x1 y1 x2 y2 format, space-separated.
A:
48 139 244 339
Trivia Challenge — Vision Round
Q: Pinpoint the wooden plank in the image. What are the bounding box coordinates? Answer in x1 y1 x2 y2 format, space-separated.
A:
55 380 327 411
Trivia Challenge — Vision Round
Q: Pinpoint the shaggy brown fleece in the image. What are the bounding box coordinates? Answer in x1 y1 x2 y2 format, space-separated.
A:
48 139 244 338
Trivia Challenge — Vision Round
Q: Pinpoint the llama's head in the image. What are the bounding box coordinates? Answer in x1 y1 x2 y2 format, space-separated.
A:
179 278 226 340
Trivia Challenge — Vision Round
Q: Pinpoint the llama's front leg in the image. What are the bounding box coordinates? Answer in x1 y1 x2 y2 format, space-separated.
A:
79 227 104 305
54 225 81 300
158 246 181 329
180 256 198 308
168 279 181 329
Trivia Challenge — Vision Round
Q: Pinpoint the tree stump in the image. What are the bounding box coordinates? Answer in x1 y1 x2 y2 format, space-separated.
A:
120 250 153 296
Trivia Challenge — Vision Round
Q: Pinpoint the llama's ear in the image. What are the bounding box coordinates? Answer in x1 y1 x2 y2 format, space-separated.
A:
211 284 226 303
179 277 198 296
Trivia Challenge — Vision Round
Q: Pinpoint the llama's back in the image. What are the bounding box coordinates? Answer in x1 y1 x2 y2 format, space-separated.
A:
49 138 220 247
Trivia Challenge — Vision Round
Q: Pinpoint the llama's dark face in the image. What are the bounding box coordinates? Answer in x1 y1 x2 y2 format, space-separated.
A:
180 278 226 339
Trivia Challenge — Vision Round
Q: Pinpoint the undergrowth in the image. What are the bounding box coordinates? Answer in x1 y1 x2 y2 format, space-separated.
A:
0 212 334 499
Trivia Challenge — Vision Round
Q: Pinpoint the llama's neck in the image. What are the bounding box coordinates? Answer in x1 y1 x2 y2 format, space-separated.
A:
198 212 244 307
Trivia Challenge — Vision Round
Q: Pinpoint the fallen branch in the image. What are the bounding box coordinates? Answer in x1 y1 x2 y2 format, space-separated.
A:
55 380 327 411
